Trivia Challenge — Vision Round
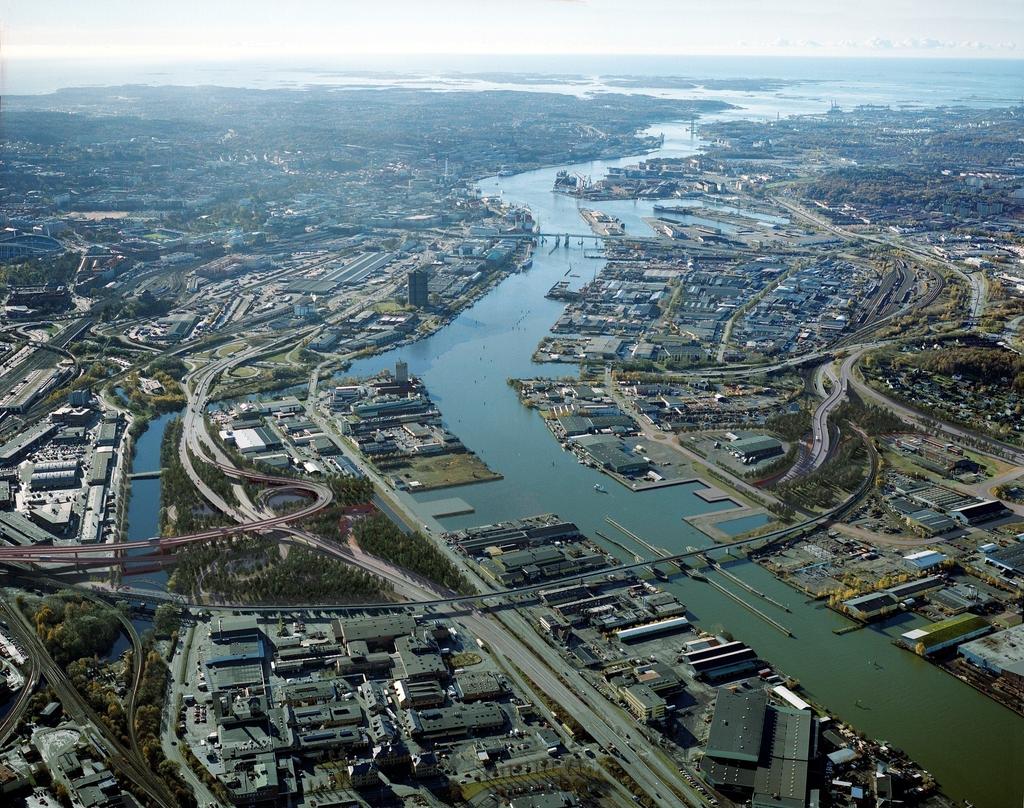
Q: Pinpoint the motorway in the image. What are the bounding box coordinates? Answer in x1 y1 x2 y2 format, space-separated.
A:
0 191 1007 806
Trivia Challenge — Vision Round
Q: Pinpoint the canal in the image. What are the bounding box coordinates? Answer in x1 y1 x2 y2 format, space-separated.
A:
344 120 1022 806
123 410 180 590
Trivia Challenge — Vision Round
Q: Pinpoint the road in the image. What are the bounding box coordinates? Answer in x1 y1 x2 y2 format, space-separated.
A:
0 648 39 747
166 334 716 805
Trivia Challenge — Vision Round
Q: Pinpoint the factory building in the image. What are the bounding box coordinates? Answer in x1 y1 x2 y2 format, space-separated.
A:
729 435 784 465
900 614 991 656
700 689 814 808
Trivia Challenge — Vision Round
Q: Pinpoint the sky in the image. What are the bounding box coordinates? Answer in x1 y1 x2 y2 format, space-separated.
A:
1 0 1021 61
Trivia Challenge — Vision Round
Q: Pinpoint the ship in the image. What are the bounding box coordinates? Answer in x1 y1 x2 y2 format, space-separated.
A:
650 565 670 582
553 170 580 193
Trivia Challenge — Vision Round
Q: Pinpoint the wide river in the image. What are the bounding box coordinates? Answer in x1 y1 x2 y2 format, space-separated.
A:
342 120 1023 806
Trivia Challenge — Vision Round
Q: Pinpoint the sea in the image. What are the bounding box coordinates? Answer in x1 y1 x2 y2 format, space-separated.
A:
5 55 1024 117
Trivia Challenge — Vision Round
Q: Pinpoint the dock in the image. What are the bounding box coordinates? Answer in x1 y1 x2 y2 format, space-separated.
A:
605 517 667 559
595 529 644 563
704 557 791 612
696 572 794 637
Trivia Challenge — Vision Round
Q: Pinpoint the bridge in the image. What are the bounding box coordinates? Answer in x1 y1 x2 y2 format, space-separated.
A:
68 448 874 612
0 461 336 567
128 468 166 480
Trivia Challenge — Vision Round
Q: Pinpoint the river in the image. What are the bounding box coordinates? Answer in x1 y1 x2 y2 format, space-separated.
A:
123 410 180 591
342 119 1022 806
106 91 1024 804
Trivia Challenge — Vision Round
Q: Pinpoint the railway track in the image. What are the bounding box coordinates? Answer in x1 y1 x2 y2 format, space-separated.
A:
0 600 175 807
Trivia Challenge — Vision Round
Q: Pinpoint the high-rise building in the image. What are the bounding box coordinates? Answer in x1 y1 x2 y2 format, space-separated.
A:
407 267 430 308
395 361 409 385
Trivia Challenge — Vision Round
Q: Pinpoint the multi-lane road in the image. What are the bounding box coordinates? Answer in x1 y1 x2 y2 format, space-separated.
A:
2 190 1009 807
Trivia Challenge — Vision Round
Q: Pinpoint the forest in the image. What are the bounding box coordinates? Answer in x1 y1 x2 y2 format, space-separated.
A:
28 591 122 666
169 537 389 605
353 514 472 595
910 346 1024 392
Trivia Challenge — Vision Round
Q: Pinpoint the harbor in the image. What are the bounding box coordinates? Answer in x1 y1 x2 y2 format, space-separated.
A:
342 119 1024 808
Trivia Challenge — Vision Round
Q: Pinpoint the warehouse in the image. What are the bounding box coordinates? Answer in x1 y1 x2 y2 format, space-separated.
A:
900 614 991 655
700 688 813 808
985 542 1024 577
0 511 57 546
31 469 79 490
842 592 899 622
902 550 947 571
232 427 283 454
97 420 119 447
616 616 690 643
950 499 1011 525
0 422 57 465
576 436 649 475
959 624 1024 674
729 435 784 465
88 452 112 485
32 459 79 473
682 640 760 681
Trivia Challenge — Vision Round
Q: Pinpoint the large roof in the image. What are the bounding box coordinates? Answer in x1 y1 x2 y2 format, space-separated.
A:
705 688 767 763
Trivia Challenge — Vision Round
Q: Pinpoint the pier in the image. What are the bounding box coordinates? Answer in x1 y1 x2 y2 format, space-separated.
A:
704 556 791 612
605 517 793 636
696 572 794 637
595 529 644 563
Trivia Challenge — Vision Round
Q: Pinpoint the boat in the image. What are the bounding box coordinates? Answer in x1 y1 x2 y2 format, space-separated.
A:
593 483 607 493
651 565 670 582
521 257 533 270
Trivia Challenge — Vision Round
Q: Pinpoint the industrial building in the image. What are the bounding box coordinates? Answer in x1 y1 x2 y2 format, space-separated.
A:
620 682 667 722
575 435 649 475
700 689 814 808
616 616 690 644
959 623 1024 675
902 549 948 571
681 639 760 682
949 499 1011 525
900 614 991 656
842 591 899 622
729 435 784 465
984 541 1024 577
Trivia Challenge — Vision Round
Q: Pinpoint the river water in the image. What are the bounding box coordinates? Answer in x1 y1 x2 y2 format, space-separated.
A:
123 411 179 591
101 66 1024 803
342 119 1023 806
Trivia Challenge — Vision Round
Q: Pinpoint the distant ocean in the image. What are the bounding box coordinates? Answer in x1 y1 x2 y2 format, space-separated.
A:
5 55 1023 117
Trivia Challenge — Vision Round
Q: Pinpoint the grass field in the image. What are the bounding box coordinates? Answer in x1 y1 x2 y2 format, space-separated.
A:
229 365 260 379
387 452 502 491
216 340 247 358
